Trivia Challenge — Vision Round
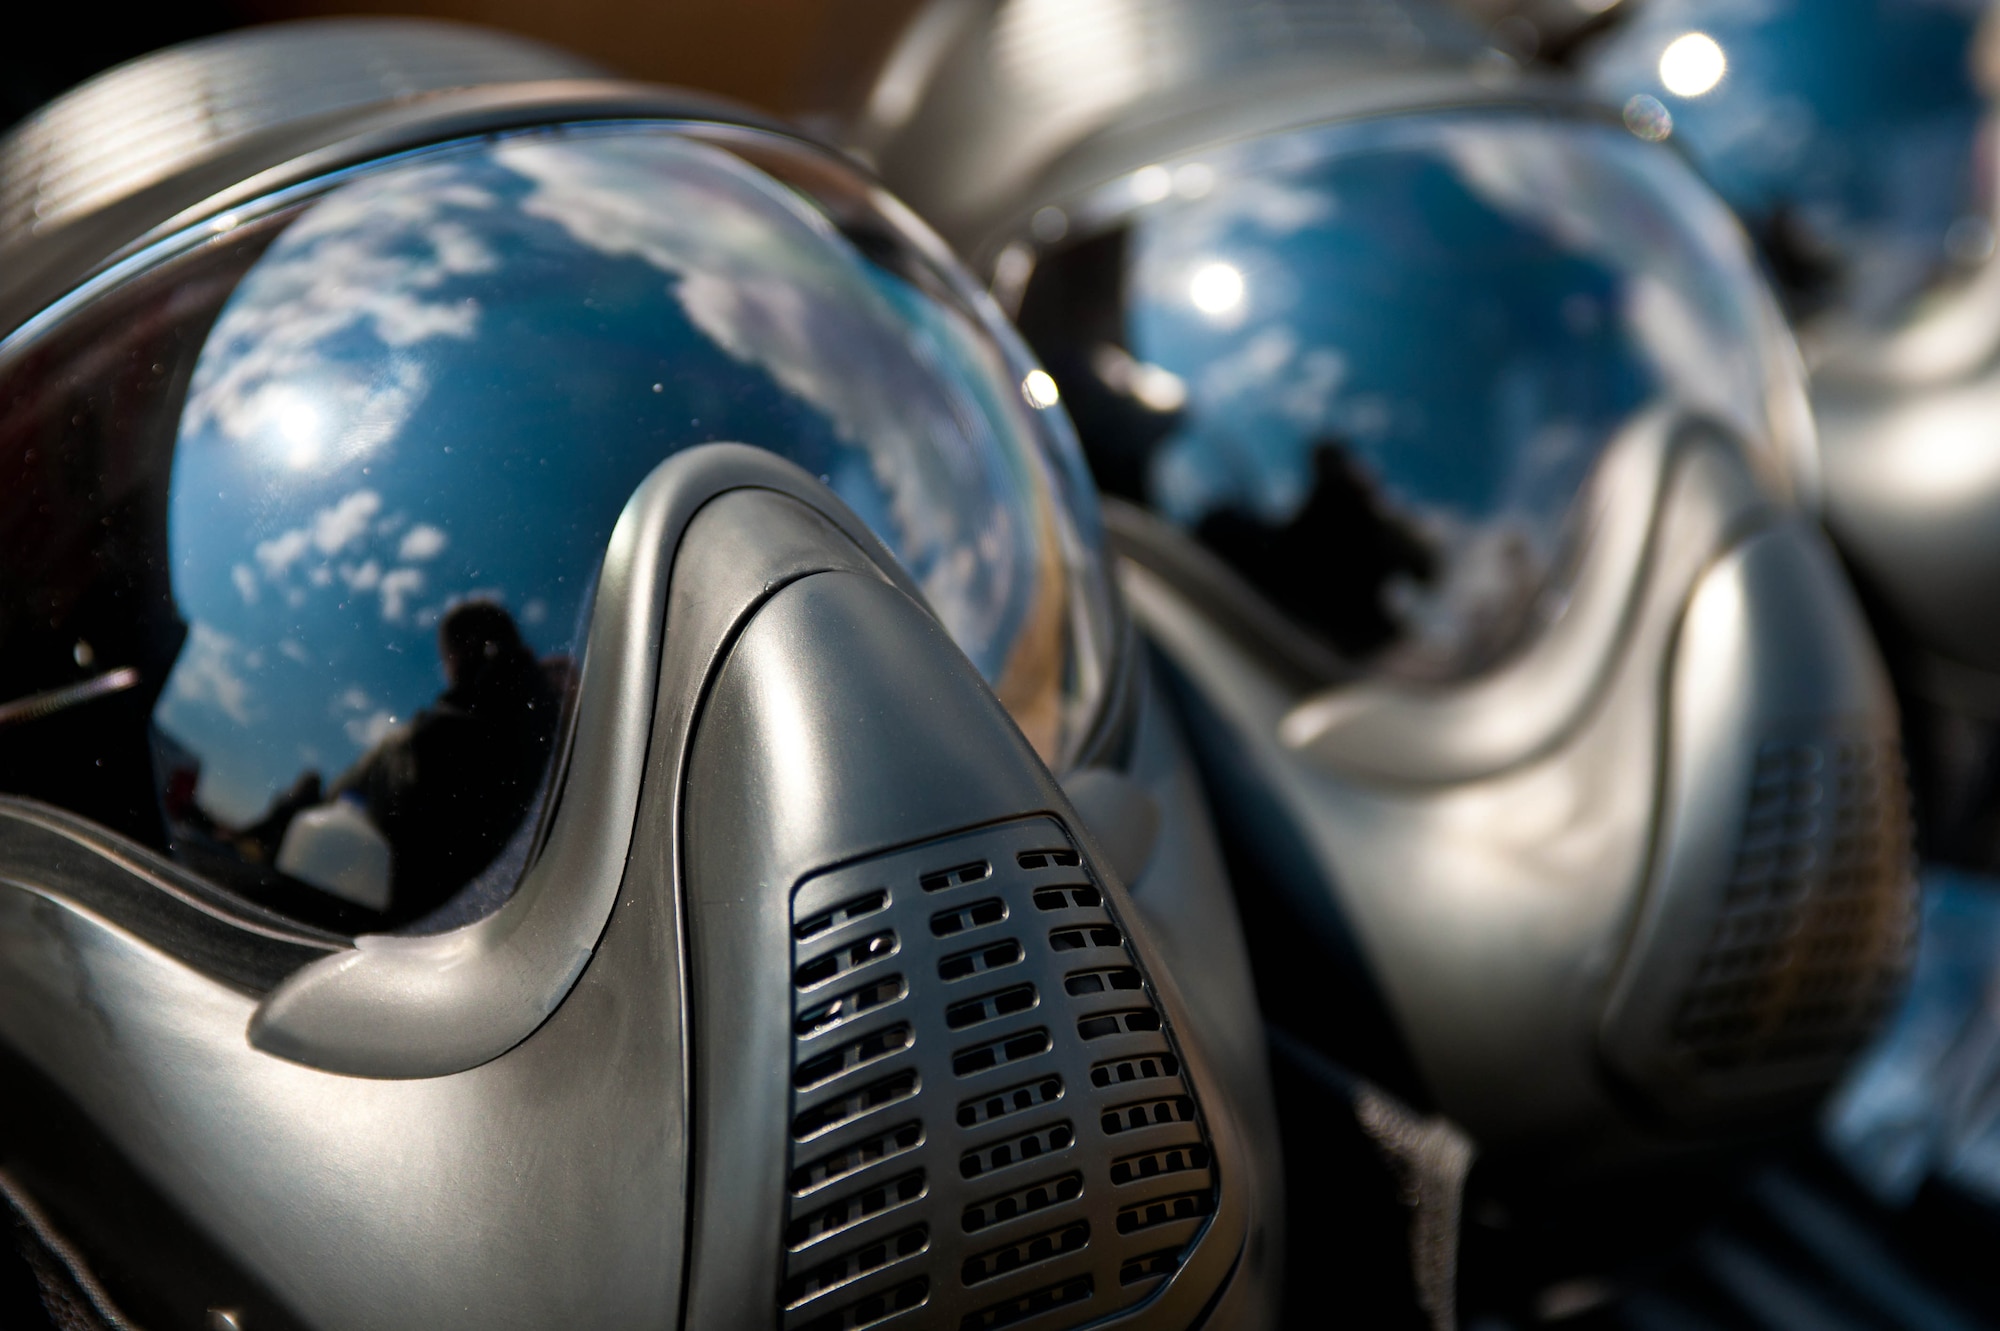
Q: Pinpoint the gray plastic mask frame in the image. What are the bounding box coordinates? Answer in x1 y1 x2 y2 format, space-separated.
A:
249 444 929 1078
0 443 1267 1328
1119 414 1911 1155
1278 409 1686 785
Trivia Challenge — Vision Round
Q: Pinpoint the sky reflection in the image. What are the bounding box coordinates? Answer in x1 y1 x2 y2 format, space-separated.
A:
158 128 1076 826
1094 114 1783 677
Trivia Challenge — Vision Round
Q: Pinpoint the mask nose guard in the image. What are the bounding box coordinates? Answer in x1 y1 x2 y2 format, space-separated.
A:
249 443 1252 1328
1598 518 1917 1126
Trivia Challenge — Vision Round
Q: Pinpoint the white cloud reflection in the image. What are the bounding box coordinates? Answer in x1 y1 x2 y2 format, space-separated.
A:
1435 120 1771 447
310 489 382 556
493 134 1029 662
180 169 499 477
398 524 448 561
378 568 425 622
170 623 254 726
237 486 440 623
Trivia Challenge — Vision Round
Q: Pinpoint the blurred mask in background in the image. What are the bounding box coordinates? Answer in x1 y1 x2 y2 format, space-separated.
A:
1584 0 2000 1259
1582 0 2000 868
853 0 1916 1210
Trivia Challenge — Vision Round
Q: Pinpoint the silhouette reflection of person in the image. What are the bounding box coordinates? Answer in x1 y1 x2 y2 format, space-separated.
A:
310 600 560 922
1196 441 1437 661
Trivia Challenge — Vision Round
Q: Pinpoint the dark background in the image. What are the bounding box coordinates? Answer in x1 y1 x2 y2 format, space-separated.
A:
1 0 925 137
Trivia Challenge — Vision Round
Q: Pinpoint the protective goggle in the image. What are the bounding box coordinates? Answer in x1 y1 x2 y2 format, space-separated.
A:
0 121 1118 931
1005 108 1814 685
0 75 1272 1331
1583 0 2000 373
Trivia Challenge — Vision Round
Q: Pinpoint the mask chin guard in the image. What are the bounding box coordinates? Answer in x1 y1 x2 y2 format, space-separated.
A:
242 442 1252 1328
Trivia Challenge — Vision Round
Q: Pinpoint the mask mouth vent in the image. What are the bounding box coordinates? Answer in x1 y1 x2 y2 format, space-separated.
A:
1670 738 1916 1075
782 817 1216 1331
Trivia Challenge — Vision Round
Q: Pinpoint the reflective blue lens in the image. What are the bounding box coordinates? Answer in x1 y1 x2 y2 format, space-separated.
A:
1585 0 1992 327
1020 112 1798 678
0 124 1113 928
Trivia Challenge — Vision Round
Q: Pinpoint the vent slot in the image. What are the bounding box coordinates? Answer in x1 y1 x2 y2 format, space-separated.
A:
960 1275 1093 1330
1077 1009 1161 1041
939 939 1023 983
1089 1053 1179 1089
798 931 898 990
959 1121 1075 1179
952 1028 1051 1077
956 1077 1064 1129
793 1069 920 1142
785 1226 930 1309
961 1172 1084 1233
797 890 889 942
1033 885 1102 911
922 861 992 892
1118 1250 1181 1287
1048 924 1121 952
931 899 1007 938
798 976 907 1038
792 1122 925 1196
1100 1096 1196 1136
782 818 1218 1330
1109 1143 1208 1186
960 1221 1089 1286
796 1024 914 1091
1114 1191 1212 1236
945 983 1038 1030
788 1171 928 1250
797 1276 929 1331
1063 967 1141 997
1668 738 1916 1076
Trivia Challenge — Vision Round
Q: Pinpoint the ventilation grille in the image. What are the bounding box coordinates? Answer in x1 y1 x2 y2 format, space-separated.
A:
782 816 1214 1331
1670 739 1917 1073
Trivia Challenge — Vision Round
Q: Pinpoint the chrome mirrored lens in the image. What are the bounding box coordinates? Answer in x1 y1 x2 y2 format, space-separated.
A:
1017 112 1801 679
0 124 1114 927
1584 0 1996 331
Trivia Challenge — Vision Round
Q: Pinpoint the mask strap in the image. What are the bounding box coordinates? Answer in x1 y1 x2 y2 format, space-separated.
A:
1353 1085 1477 1331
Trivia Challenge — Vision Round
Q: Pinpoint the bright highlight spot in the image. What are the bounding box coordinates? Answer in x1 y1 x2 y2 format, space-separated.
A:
277 400 319 445
272 394 324 469
1022 369 1061 409
1659 32 1726 97
1189 262 1245 316
1130 164 1172 205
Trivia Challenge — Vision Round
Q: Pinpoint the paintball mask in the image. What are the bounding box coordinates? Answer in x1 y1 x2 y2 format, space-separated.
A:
1584 0 2000 864
855 0 1917 1163
0 20 1284 1331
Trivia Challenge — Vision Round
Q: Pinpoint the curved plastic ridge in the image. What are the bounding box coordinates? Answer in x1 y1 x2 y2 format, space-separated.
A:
1279 411 1727 785
248 443 924 1078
